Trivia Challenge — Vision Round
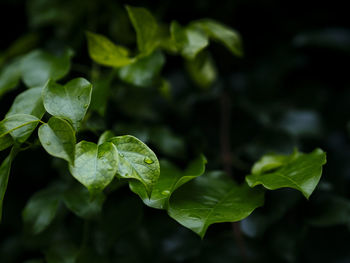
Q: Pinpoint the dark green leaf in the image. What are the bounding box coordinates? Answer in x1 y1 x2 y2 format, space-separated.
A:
38 117 76 164
69 141 118 193
0 58 22 98
130 155 207 209
86 31 134 67
168 171 264 238
0 114 40 143
42 78 92 130
245 148 327 199
126 6 160 55
22 186 62 234
6 87 45 118
170 21 209 59
20 49 71 87
0 123 13 151
192 19 243 57
109 135 160 196
117 50 165 87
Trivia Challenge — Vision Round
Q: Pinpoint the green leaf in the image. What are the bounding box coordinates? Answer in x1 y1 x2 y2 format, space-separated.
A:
170 21 209 59
0 147 18 222
130 155 207 209
117 50 165 87
98 130 114 145
90 73 113 116
22 186 62 234
86 31 134 67
69 141 118 193
126 6 160 55
192 19 243 57
0 114 40 143
38 117 76 164
0 58 22 98
245 148 327 199
42 78 92 130
108 135 160 196
20 49 71 87
63 184 106 219
6 87 45 118
0 123 13 151
168 171 264 238
185 51 217 89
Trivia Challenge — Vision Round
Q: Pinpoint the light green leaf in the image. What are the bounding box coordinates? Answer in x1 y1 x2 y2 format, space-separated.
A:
118 50 165 87
0 147 18 222
42 78 92 130
168 171 264 238
63 184 106 219
38 117 76 164
86 31 134 67
69 141 118 193
192 19 243 57
98 130 114 145
186 51 217 88
109 135 159 196
245 148 327 199
130 155 207 209
170 21 209 59
0 58 22 98
6 87 45 118
0 114 40 143
22 186 62 234
126 6 160 55
20 49 71 87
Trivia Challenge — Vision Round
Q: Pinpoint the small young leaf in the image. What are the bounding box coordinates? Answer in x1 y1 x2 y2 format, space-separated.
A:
38 117 76 164
245 148 327 199
6 87 45 118
69 141 118 193
109 135 159 196
42 78 92 130
130 155 207 209
126 6 160 55
192 19 243 57
0 147 17 222
168 171 264 238
170 21 209 59
117 50 165 87
98 130 115 145
0 114 40 143
86 31 134 67
63 184 106 219
20 49 71 87
22 186 62 234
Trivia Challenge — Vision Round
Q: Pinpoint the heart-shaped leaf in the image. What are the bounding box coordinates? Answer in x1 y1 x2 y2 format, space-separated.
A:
38 117 76 164
42 78 92 130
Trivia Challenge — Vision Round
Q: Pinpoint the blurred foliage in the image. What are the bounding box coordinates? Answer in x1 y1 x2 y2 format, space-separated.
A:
0 0 350 262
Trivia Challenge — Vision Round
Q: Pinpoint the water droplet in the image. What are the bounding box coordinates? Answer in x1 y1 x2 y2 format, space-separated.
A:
144 157 153 164
107 167 114 171
119 152 124 157
161 190 170 195
46 141 51 145
84 104 89 108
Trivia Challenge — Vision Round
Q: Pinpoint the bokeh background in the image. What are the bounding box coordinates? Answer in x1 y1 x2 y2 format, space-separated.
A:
1 0 350 262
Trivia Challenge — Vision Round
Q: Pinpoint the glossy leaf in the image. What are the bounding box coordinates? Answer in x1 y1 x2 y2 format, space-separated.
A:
170 21 209 59
6 87 45 118
0 114 40 143
186 51 217 88
69 141 118 193
38 117 76 164
98 130 114 145
0 58 22 98
130 155 207 209
246 148 327 199
86 31 134 67
192 19 243 57
63 184 106 219
109 135 159 196
0 147 17 222
168 171 264 238
42 78 92 130
118 50 165 87
126 6 160 54
20 49 71 87
22 186 62 234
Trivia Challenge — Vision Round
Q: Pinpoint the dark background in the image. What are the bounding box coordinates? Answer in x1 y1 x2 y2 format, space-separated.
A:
1 0 350 262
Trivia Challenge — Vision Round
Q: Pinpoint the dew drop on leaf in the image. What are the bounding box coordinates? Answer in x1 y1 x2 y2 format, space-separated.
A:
144 157 154 164
161 190 170 195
